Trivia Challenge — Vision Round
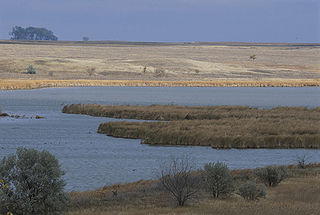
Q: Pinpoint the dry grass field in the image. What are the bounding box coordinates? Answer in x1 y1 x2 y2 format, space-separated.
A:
0 40 319 89
67 164 320 215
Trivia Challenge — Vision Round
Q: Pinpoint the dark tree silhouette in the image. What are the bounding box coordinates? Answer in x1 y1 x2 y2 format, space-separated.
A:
10 26 58 41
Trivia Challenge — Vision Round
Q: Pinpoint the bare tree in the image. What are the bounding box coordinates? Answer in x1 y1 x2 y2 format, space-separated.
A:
159 156 200 206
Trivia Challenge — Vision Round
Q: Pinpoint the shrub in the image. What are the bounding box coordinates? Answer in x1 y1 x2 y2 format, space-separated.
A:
202 162 234 198
296 154 309 169
87 67 96 76
255 166 288 187
238 181 266 201
0 148 69 215
159 156 200 206
27 65 36 74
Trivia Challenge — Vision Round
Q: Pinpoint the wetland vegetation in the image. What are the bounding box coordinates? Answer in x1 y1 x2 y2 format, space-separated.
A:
63 104 320 148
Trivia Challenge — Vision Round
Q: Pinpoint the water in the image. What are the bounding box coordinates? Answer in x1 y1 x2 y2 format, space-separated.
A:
0 87 320 191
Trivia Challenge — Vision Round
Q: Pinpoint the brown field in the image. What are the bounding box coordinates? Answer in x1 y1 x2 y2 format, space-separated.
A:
67 164 320 215
62 104 320 148
0 40 319 89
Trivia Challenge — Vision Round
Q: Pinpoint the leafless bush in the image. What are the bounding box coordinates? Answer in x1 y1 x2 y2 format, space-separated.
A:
87 68 96 76
159 156 200 206
48 71 54 77
296 154 310 169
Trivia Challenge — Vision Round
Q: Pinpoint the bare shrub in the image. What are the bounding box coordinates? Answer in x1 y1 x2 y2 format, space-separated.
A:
87 68 96 76
48 71 54 77
255 166 289 187
202 162 234 198
238 181 266 201
159 156 200 206
296 154 310 169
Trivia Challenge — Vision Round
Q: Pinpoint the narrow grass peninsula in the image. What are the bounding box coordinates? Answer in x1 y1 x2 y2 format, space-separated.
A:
62 104 320 149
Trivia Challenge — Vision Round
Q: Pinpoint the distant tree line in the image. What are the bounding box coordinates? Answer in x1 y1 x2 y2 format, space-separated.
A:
9 26 58 41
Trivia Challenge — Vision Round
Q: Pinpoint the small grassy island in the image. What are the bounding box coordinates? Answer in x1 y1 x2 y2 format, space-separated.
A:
62 104 320 149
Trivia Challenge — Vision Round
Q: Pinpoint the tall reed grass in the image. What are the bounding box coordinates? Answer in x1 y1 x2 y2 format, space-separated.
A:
63 104 320 148
1 79 320 90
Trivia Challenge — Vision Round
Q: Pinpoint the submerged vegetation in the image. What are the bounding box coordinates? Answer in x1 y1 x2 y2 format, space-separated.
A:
63 104 320 148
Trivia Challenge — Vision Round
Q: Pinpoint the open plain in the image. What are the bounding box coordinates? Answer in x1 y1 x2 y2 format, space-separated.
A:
0 41 319 89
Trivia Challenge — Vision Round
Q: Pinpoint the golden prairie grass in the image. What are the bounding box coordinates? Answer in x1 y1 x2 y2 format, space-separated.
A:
62 104 320 148
67 165 320 215
1 79 320 90
0 41 319 89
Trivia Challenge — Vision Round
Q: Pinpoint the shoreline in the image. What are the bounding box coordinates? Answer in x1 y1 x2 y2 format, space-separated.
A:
1 79 320 90
68 163 320 215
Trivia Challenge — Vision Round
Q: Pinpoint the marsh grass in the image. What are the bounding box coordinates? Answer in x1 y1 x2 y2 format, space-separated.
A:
1 79 319 90
63 104 320 148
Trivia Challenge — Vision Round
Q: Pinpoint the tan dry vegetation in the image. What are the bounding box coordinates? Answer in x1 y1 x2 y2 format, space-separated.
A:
68 165 320 215
62 104 320 148
1 79 320 90
0 41 319 89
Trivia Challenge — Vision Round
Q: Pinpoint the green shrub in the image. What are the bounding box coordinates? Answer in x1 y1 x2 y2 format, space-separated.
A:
0 148 69 215
202 162 234 198
238 181 266 200
255 166 288 187
27 65 36 74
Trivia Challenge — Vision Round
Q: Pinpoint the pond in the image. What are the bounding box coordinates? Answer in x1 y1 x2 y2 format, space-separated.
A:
0 87 319 191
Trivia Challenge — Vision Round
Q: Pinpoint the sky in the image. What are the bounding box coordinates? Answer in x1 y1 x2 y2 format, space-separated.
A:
0 0 319 43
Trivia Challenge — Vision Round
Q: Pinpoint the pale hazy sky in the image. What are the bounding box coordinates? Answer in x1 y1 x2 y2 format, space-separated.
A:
0 0 319 42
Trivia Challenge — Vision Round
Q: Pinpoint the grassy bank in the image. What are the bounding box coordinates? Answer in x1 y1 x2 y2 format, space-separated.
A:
1 79 320 90
68 164 320 215
63 104 320 148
